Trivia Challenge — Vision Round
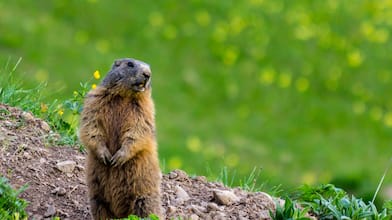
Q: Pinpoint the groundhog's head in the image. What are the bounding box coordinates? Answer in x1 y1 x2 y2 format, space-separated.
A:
101 58 152 93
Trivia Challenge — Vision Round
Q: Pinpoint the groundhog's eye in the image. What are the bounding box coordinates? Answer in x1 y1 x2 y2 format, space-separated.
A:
127 61 135 68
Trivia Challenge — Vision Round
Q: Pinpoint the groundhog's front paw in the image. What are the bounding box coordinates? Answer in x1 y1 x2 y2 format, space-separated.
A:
110 148 131 167
96 147 112 165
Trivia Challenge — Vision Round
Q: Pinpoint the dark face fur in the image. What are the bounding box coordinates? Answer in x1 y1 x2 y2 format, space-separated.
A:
101 58 152 93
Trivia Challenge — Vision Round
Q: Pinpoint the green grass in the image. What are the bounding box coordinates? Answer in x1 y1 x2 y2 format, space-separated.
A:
271 184 392 220
0 177 28 220
0 59 89 147
1 0 392 200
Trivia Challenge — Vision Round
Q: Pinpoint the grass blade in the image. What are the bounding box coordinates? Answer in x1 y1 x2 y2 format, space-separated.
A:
372 157 392 204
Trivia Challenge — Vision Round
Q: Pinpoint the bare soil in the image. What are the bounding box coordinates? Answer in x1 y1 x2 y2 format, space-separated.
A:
0 103 276 220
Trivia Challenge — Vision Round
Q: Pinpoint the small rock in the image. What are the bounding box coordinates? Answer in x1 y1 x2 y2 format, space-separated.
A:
32 214 43 220
191 205 206 216
207 202 222 212
75 165 85 171
167 206 177 215
195 175 207 182
213 190 240 206
169 169 188 180
58 209 70 218
21 112 34 122
40 158 47 163
169 172 178 179
257 191 273 201
44 205 56 217
188 214 199 220
75 155 86 160
51 187 67 196
0 133 5 142
238 210 248 220
4 121 13 128
56 160 76 173
259 210 272 219
40 120 51 132
71 199 79 207
175 185 190 203
23 152 32 160
211 211 226 220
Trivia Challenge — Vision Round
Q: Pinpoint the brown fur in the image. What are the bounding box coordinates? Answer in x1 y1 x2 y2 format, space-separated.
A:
79 58 163 219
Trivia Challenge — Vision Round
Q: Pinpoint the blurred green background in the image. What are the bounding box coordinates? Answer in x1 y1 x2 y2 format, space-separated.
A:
1 0 392 200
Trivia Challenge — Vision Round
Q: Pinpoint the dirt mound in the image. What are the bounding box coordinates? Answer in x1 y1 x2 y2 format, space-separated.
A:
0 104 276 219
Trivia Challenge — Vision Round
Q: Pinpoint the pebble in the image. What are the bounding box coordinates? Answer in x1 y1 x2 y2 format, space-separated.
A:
174 185 190 203
169 169 188 180
213 190 240 206
56 160 76 173
32 214 43 220
259 210 273 219
167 206 177 215
21 112 34 122
44 205 56 217
191 205 206 216
51 187 67 196
207 202 222 212
213 212 226 220
40 120 51 132
23 152 32 160
188 214 199 220
194 175 207 182
4 121 13 128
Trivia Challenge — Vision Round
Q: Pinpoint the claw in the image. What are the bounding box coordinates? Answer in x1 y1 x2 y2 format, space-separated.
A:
110 149 128 167
97 147 112 166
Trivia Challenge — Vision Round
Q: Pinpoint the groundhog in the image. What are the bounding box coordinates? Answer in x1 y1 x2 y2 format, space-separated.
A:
79 58 163 219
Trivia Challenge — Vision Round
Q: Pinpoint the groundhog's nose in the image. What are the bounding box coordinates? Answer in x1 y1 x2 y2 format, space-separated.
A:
142 72 150 80
136 62 151 80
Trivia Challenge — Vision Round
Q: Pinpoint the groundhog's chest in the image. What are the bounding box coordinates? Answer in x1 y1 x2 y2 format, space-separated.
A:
99 97 141 153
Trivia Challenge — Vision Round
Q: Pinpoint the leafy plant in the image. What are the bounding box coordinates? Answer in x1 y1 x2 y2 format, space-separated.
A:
271 196 310 220
239 167 264 192
0 59 98 147
216 166 266 192
293 184 391 220
122 214 160 220
0 177 28 220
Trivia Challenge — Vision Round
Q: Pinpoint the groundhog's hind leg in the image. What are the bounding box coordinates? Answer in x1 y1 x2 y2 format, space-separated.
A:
133 195 163 219
90 198 113 220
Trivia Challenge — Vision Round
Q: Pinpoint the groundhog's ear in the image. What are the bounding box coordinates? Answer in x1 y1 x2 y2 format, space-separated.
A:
113 60 121 67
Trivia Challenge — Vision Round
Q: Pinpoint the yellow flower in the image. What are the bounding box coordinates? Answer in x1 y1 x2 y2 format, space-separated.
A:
347 50 363 67
40 103 48 113
186 136 201 153
95 40 110 54
278 72 292 88
168 157 182 170
58 109 64 116
302 171 316 185
352 102 366 115
92 84 97 89
163 25 177 40
149 12 164 27
384 112 392 127
225 154 239 167
369 106 383 121
259 68 276 85
223 47 238 66
295 77 309 92
195 10 211 27
93 70 100 79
